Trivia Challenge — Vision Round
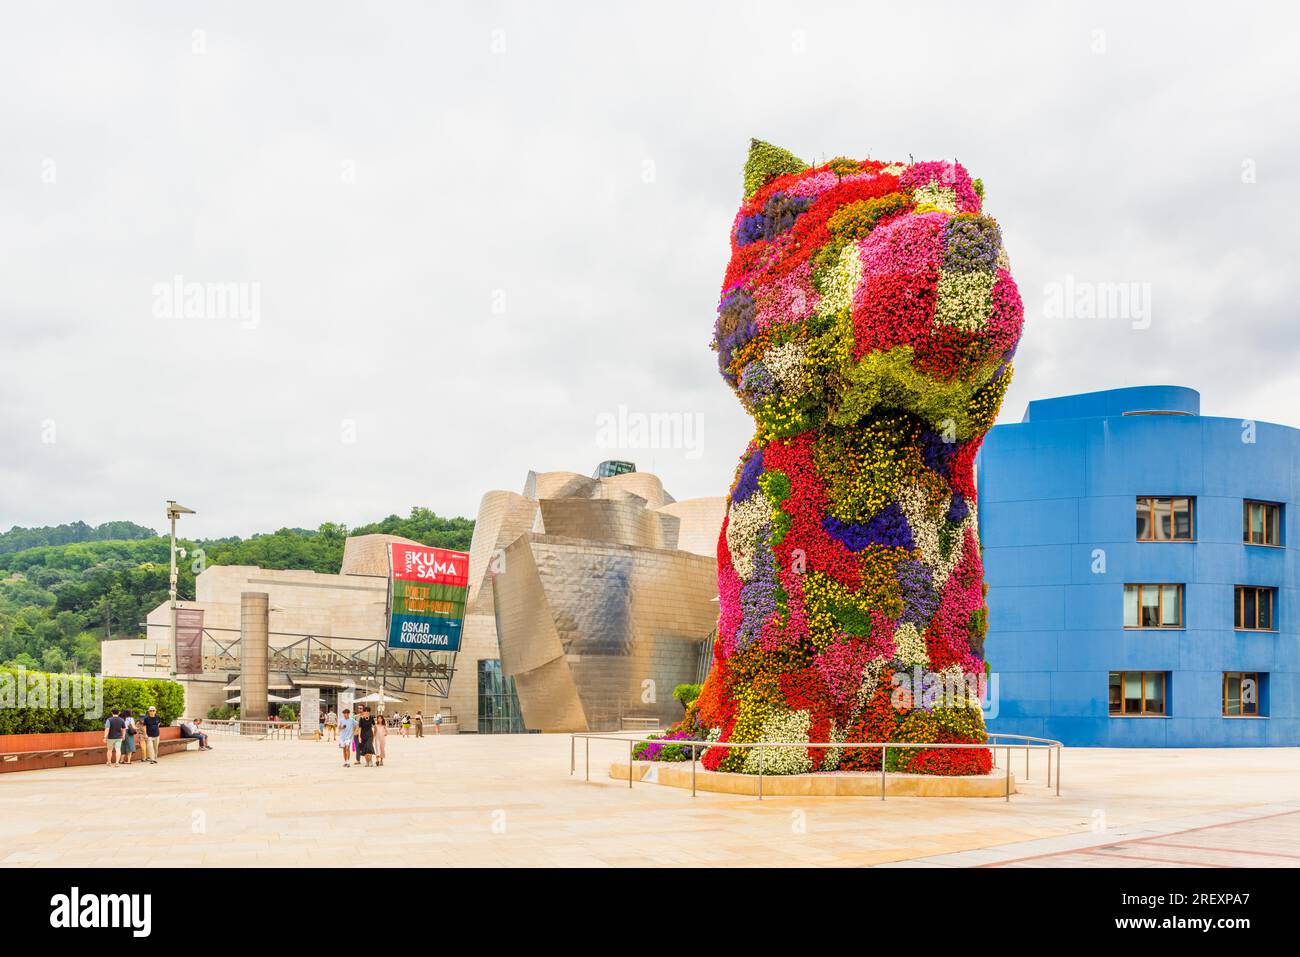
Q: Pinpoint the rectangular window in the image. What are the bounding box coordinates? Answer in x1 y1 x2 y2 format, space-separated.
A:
1123 584 1184 628
1223 672 1262 716
1136 496 1194 541
1234 586 1276 631
1109 671 1167 715
1243 501 1282 546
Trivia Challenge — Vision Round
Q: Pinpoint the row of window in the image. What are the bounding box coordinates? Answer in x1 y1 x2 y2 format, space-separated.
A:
1135 496 1282 545
1108 671 1262 717
1121 584 1276 630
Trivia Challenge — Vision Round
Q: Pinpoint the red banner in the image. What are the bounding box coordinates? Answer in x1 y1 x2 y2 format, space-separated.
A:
175 607 205 674
389 543 470 587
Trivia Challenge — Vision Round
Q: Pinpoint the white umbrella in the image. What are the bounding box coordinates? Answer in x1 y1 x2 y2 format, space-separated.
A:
225 693 293 704
353 691 405 704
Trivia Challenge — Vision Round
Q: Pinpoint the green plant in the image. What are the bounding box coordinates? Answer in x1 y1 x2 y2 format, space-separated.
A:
673 683 703 711
0 667 184 734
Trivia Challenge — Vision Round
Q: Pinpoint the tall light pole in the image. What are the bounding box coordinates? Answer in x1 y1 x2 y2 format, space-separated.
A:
167 500 196 674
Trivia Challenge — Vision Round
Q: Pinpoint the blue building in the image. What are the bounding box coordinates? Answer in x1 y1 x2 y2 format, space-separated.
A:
977 385 1300 747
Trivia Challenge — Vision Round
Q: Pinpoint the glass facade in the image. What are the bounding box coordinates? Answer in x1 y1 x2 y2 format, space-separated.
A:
591 460 636 479
477 659 528 733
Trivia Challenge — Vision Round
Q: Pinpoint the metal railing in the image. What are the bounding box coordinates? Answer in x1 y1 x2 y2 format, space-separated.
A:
199 719 300 740
569 731 1062 802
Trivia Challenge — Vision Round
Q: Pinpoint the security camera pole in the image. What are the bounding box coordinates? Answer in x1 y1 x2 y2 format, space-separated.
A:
166 500 196 675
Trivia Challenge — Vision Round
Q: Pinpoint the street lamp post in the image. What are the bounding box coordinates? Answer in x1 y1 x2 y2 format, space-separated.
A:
166 500 196 675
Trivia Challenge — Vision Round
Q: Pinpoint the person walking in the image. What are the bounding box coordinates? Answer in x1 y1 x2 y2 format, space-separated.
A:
434 710 443 735
374 713 388 767
414 711 423 738
357 707 377 767
326 708 338 741
120 709 138 765
141 705 162 764
337 708 356 767
103 708 126 766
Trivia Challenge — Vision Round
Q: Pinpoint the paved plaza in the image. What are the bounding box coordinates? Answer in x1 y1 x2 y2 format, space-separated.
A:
2 733 1298 867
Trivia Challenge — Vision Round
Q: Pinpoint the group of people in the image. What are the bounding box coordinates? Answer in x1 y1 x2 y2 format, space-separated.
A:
335 706 387 767
102 707 213 766
321 707 443 741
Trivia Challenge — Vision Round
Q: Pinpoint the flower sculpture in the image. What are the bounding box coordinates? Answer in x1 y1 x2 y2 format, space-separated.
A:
651 140 1024 776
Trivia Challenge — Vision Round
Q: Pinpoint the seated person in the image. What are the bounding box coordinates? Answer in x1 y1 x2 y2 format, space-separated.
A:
178 719 213 750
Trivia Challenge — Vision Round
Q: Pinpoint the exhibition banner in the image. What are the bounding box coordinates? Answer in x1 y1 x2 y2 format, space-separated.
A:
387 543 469 650
175 607 205 674
390 543 470 587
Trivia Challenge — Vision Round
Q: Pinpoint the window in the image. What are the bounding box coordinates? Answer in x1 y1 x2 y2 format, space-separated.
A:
1243 501 1282 546
1123 584 1183 628
1223 672 1263 716
1136 496 1194 541
1109 671 1167 715
477 659 528 733
1234 586 1276 631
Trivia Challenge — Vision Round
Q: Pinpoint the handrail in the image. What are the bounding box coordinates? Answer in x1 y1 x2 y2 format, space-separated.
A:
200 718 299 740
569 730 1062 802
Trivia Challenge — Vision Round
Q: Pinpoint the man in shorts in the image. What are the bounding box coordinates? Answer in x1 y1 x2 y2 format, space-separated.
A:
103 708 126 766
326 708 338 741
337 708 356 767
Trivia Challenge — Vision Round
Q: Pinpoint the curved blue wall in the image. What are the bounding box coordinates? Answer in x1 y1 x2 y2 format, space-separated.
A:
977 386 1300 746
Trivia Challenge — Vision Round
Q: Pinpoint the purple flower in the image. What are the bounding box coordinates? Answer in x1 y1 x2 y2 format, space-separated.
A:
920 427 960 474
740 361 777 402
896 559 939 629
732 448 764 503
736 213 766 246
822 503 914 551
738 527 777 649
942 215 1000 273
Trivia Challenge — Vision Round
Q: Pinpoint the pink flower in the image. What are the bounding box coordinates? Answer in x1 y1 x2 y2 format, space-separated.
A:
900 161 981 214
857 211 947 278
754 260 820 332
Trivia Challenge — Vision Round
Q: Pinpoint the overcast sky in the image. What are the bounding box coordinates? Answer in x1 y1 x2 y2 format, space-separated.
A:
2 1 1298 539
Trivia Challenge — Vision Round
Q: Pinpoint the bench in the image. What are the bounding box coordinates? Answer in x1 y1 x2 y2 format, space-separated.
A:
0 729 199 773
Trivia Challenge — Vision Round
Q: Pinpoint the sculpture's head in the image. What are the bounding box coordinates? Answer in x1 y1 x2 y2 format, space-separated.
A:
713 140 1024 441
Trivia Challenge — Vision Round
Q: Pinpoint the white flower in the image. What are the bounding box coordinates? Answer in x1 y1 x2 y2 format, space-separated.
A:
897 483 977 589
726 494 771 581
763 341 806 396
913 182 958 212
815 242 861 319
933 270 995 332
855 655 890 710
893 622 929 668
743 708 813 775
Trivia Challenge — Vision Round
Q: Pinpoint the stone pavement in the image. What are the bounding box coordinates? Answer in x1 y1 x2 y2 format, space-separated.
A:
2 732 1298 867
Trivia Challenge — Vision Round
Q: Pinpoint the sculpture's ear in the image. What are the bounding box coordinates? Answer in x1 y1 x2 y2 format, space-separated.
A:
743 138 808 199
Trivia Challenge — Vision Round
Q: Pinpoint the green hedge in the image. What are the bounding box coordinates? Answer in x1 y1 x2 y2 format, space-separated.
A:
0 667 185 734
